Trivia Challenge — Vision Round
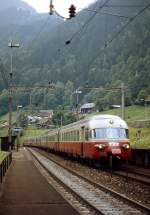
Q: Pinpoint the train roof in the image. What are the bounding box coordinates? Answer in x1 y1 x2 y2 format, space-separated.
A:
60 114 128 131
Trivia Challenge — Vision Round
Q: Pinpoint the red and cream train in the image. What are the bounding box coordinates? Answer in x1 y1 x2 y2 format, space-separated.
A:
24 114 131 163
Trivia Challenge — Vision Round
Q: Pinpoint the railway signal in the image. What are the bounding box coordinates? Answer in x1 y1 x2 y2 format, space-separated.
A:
49 0 54 15
69 4 76 19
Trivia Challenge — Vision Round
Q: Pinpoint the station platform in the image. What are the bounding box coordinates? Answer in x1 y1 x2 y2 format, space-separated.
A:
0 148 79 215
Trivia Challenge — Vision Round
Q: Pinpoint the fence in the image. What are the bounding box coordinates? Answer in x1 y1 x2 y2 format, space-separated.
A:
131 149 150 167
0 152 12 184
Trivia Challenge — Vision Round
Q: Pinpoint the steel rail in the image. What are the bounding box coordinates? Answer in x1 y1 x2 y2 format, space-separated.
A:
28 148 103 215
112 169 150 186
28 148 150 214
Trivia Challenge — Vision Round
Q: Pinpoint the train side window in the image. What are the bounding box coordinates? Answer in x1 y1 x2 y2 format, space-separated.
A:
67 132 69 141
77 130 79 141
85 128 89 141
75 130 78 141
73 131 75 141
126 129 129 138
81 126 85 141
72 131 74 141
90 129 97 139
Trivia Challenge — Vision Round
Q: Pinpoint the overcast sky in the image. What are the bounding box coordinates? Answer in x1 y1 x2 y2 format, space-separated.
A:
23 0 97 14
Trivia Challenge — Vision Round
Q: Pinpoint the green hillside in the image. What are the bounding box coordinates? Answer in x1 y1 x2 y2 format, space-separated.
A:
99 105 150 122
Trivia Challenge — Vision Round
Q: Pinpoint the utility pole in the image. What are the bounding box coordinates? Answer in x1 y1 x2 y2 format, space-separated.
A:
75 90 82 119
8 40 20 150
144 100 147 119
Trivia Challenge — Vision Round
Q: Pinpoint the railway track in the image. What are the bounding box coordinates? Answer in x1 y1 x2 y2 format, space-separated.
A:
28 148 150 215
126 166 150 178
113 167 150 186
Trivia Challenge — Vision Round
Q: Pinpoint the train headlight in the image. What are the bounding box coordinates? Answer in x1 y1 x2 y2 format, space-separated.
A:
95 144 106 150
122 144 130 149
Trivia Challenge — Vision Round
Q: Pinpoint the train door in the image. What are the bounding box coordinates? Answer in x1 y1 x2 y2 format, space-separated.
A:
81 126 85 157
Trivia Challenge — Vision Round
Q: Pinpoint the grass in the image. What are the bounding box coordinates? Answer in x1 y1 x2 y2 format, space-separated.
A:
129 127 150 149
23 125 49 138
0 151 8 162
96 105 150 122
20 125 49 145
0 112 17 124
0 111 17 137
0 128 8 137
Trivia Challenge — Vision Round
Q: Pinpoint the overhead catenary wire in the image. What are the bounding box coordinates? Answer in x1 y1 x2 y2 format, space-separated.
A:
104 4 148 8
87 2 150 69
52 1 148 60
24 15 50 51
78 8 131 19
55 0 111 57
67 0 111 44
105 2 150 47
58 1 144 58
62 1 149 53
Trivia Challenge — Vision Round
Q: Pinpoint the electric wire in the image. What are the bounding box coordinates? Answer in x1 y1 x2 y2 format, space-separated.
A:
88 2 150 69
25 15 50 51
105 3 150 47
68 0 111 43
61 1 148 55
104 4 148 8
55 0 111 57
78 8 130 19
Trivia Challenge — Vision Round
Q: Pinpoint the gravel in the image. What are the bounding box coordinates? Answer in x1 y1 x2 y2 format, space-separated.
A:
34 148 150 208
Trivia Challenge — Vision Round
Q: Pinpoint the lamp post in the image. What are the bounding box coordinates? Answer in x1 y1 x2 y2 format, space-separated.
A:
8 40 20 150
75 89 82 119
144 100 147 119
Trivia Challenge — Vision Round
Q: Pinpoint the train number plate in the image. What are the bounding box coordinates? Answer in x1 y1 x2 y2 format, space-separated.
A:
112 149 121 154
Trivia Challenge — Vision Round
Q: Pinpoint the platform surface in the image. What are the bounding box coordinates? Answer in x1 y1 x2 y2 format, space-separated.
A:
0 148 79 215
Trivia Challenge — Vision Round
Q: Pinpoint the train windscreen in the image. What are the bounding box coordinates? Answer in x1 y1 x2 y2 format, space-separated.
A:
90 128 129 140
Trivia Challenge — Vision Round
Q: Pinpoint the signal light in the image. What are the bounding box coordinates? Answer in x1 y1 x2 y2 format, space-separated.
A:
49 0 54 15
69 4 76 19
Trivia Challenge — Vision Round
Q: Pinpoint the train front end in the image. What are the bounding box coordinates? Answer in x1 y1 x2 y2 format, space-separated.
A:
87 115 131 162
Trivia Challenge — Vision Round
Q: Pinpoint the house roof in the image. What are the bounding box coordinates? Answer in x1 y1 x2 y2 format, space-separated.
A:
80 103 95 109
